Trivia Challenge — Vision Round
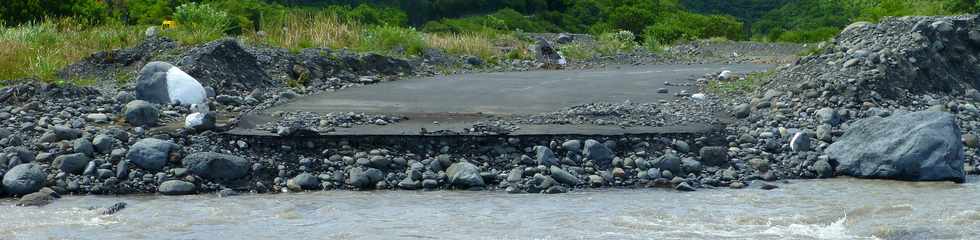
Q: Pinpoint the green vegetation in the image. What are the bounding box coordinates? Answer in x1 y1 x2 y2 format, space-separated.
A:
706 70 775 95
0 18 141 85
751 0 977 43
2 0 980 84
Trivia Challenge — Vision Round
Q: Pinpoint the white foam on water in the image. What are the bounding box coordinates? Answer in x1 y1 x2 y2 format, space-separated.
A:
761 215 865 240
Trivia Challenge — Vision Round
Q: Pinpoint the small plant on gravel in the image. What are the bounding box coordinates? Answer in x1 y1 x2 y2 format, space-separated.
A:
558 43 594 61
595 30 638 56
707 70 775 95
505 45 533 61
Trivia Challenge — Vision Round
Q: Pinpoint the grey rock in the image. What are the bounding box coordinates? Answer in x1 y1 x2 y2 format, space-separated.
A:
397 178 420 190
4 147 33 164
549 166 582 186
562 140 582 153
92 134 114 154
544 185 568 194
673 140 690 153
124 100 160 126
674 182 695 191
681 158 703 174
733 103 751 119
827 111 965 183
53 153 90 174
73 139 95 156
813 159 834 178
583 139 614 168
182 152 249 183
507 168 523 183
184 112 216 131
17 189 57 206
534 146 559 166
367 155 391 170
447 161 485 189
699 146 729 167
421 179 439 189
348 167 384 189
116 160 129 180
83 160 98 176
287 173 321 191
2 164 46 195
816 124 833 142
964 134 978 148
587 174 604 187
790 132 812 152
158 180 196 195
817 108 840 126
127 138 180 171
52 126 82 141
654 154 682 175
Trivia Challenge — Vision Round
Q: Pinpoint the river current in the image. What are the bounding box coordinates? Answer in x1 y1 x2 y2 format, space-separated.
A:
2 177 977 240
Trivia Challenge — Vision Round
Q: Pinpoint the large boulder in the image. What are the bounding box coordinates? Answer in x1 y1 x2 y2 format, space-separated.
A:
159 180 196 195
124 100 160 127
53 153 91 174
287 173 321 191
178 39 274 95
359 53 413 76
533 37 566 68
135 61 207 105
347 167 384 189
127 138 180 171
549 166 582 186
182 152 249 183
827 111 965 183
699 146 730 167
583 140 614 169
2 163 46 195
447 161 485 189
534 146 559 166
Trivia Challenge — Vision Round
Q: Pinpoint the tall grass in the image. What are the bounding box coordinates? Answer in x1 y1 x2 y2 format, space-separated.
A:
0 9 513 85
0 18 141 84
246 12 363 52
425 33 496 60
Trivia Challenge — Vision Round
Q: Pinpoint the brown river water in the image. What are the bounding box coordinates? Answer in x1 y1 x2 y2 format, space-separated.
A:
1 177 977 240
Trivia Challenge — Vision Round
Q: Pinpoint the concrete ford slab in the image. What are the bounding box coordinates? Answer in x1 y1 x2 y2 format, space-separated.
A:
233 64 774 136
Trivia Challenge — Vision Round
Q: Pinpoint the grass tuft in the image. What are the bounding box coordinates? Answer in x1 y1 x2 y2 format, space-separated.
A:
706 70 775 95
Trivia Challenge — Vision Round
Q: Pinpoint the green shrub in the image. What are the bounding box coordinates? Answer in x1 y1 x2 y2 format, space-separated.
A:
595 31 638 55
361 25 426 56
328 4 408 26
558 43 593 60
168 2 232 44
706 70 774 95
643 12 742 46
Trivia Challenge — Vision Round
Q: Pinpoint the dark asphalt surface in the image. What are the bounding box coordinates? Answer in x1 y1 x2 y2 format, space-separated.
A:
275 64 772 114
234 64 774 136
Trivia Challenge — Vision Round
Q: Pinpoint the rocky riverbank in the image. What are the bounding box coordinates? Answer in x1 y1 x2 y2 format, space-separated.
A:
717 15 980 182
3 15 979 205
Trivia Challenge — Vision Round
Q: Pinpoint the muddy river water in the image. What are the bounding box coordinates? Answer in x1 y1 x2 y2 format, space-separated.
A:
2 177 977 240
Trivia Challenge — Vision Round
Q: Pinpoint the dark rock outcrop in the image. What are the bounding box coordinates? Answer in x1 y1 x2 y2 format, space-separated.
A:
127 138 180 171
827 111 965 183
182 152 249 183
178 39 275 95
2 164 46 196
